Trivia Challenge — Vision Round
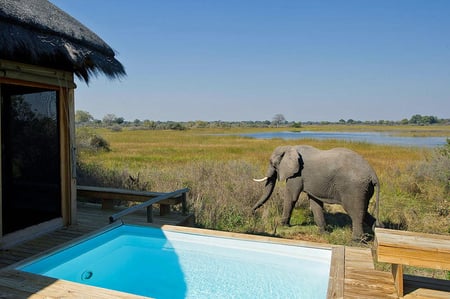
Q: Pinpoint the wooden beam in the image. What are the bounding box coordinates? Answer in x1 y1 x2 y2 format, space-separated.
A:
327 246 345 299
375 228 450 270
77 185 183 202
77 185 187 213
109 188 189 223
0 60 75 89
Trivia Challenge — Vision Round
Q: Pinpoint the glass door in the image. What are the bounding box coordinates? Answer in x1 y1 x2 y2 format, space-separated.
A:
1 84 61 235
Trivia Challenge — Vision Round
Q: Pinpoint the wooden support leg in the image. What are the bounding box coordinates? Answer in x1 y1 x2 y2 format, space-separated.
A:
392 263 404 297
181 192 187 215
147 205 153 223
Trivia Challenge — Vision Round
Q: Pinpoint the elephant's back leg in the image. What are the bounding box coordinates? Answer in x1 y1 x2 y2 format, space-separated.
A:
340 192 366 240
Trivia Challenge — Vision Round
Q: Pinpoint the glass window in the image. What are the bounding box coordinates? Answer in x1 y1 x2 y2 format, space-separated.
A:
1 84 61 234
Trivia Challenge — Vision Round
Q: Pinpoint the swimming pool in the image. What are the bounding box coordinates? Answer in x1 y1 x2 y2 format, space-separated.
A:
18 224 332 298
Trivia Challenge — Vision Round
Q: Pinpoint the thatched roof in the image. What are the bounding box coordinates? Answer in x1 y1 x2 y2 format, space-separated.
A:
0 0 126 83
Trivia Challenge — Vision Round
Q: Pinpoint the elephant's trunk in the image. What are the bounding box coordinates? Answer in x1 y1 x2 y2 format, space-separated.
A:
252 175 277 212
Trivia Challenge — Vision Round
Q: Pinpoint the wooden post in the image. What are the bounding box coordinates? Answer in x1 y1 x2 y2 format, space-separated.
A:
392 263 403 297
181 192 187 215
146 205 153 223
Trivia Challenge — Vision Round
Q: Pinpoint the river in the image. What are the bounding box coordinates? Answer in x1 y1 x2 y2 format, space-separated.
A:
240 131 448 147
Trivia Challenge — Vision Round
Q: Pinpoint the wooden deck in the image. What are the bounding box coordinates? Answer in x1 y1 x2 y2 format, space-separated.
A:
0 203 447 298
342 246 397 298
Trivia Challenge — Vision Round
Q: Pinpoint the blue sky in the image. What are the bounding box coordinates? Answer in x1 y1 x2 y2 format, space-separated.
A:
50 0 450 122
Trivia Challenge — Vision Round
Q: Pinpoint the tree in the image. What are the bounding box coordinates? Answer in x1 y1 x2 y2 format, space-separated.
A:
102 114 117 125
421 115 438 125
272 114 286 127
409 114 439 125
102 114 124 125
75 110 93 123
115 117 125 125
409 114 423 125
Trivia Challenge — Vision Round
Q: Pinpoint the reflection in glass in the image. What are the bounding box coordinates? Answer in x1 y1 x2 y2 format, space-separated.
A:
1 84 61 234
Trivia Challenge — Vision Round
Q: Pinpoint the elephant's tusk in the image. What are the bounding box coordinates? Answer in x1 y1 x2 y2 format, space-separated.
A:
253 177 268 182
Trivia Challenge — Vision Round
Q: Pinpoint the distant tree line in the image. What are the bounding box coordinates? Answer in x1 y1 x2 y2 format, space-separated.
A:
75 111 449 131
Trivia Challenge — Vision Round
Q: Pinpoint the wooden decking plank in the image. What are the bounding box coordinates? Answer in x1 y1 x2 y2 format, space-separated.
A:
403 288 450 299
327 246 345 298
343 246 398 298
344 247 375 270
0 270 147 298
0 284 46 299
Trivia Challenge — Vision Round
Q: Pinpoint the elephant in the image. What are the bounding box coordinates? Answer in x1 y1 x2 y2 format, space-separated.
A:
252 145 382 240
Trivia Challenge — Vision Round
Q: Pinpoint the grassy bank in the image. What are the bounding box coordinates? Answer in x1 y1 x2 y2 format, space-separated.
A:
77 125 449 238
299 124 450 137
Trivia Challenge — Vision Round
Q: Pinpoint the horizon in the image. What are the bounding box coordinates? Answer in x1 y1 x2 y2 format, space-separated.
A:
51 1 450 122
80 112 447 124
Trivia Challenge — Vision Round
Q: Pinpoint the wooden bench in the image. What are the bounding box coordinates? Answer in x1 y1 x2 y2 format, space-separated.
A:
77 185 188 221
374 228 450 297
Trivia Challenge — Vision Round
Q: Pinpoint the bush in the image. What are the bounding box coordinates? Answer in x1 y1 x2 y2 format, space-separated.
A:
76 128 110 152
109 125 123 132
386 140 450 233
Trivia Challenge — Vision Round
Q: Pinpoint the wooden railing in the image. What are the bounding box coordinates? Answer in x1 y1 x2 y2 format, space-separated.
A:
77 185 189 223
374 228 450 297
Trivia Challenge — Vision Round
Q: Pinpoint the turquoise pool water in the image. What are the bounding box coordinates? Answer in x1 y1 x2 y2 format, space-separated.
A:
19 224 331 298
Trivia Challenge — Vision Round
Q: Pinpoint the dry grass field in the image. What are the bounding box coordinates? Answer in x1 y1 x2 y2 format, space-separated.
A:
77 125 449 243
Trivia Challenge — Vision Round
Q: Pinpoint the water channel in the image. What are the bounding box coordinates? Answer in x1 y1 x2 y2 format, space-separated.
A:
240 131 448 147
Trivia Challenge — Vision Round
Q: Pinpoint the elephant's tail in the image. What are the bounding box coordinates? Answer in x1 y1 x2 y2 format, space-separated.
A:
373 178 383 228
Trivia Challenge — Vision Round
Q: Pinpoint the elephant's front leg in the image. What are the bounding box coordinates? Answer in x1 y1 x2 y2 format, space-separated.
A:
281 177 303 226
309 196 326 233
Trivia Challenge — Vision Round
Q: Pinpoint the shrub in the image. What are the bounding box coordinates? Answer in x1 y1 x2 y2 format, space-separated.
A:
110 125 123 132
387 141 450 233
76 128 110 152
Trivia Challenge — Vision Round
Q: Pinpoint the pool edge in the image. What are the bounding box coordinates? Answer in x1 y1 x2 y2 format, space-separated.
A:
160 224 333 249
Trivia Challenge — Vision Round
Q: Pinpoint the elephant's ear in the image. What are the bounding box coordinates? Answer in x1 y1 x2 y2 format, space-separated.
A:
278 147 300 181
